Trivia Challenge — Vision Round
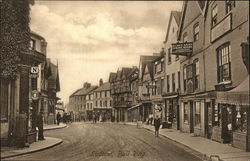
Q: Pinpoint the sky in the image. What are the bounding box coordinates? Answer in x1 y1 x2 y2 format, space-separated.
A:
30 1 183 104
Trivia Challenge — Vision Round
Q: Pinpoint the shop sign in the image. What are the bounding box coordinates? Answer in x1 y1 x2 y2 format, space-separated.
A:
171 42 193 56
30 66 39 78
31 90 39 100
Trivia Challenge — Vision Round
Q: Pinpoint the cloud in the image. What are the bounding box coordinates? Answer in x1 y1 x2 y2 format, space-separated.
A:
30 2 181 103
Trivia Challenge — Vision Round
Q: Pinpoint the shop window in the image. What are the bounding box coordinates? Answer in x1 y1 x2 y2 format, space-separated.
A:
193 23 199 42
217 43 231 83
235 106 247 133
226 0 235 14
172 73 176 92
212 5 218 27
184 103 189 124
194 59 199 90
214 104 221 127
194 102 201 127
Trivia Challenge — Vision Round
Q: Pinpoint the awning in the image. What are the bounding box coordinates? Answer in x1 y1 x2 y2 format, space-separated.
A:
128 103 142 111
216 76 249 105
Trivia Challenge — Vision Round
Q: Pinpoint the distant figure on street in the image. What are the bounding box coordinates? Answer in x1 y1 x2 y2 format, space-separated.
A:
93 114 96 123
56 112 61 125
63 112 67 123
37 112 45 140
154 115 161 137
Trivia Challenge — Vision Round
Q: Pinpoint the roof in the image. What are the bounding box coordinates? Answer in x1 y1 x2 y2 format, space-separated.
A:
94 82 111 92
144 62 154 80
217 76 249 105
127 67 139 78
164 11 182 43
116 70 122 81
74 86 98 96
122 67 133 79
48 61 60 92
109 72 117 83
139 55 159 79
30 31 46 41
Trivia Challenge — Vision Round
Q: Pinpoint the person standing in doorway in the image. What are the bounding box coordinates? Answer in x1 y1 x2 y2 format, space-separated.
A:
154 115 161 137
37 112 45 140
56 112 61 125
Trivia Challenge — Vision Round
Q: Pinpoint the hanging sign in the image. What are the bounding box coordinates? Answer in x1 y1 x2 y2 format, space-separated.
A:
172 42 193 56
31 90 40 100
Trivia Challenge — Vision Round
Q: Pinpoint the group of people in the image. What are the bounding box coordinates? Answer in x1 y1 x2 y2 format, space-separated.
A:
56 112 72 125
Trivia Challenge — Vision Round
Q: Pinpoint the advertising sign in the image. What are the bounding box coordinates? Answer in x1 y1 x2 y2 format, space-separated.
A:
171 42 193 56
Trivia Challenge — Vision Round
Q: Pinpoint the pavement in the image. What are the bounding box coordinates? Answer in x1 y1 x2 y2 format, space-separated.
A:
124 122 250 161
0 123 66 159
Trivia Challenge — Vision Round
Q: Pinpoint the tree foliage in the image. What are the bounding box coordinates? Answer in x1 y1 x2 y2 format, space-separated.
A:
0 0 30 80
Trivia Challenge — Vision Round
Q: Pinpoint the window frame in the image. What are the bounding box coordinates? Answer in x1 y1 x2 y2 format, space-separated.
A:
226 0 235 14
193 59 200 90
167 75 170 93
172 73 176 92
168 48 172 64
193 22 199 42
194 101 201 128
216 42 231 83
211 5 218 28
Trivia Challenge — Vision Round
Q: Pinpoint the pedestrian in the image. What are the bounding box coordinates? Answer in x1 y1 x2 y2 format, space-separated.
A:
93 114 96 123
37 111 45 140
154 115 161 137
56 112 61 125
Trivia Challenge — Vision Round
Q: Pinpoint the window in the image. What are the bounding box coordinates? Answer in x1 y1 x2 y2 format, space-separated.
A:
214 104 221 126
172 73 175 92
156 80 161 95
226 0 235 14
100 101 102 107
194 102 201 127
183 32 188 42
168 48 172 63
183 65 187 91
235 105 247 133
155 63 161 73
212 5 218 27
178 71 180 90
194 59 199 90
184 103 189 124
29 39 36 50
96 101 98 106
167 75 170 93
161 60 165 72
172 27 174 33
217 43 231 83
193 23 199 42
161 78 164 94
105 91 107 97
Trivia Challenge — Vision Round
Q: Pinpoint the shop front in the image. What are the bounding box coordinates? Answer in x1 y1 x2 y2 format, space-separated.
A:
93 108 112 122
215 76 249 151
163 94 179 130
128 104 141 122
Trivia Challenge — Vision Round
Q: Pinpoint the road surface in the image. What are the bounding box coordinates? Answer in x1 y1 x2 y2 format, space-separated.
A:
7 122 203 161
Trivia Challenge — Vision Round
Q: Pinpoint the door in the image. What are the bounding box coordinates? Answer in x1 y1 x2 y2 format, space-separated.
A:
221 105 235 143
190 101 194 133
205 102 213 139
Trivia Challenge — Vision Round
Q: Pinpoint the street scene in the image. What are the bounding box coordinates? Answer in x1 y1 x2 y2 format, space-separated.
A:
0 0 250 161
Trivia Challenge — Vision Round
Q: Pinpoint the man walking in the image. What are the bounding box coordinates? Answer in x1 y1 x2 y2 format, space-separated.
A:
154 115 161 137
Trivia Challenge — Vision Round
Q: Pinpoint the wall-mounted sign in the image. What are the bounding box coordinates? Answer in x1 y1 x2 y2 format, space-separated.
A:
31 67 39 74
171 42 193 56
31 90 39 100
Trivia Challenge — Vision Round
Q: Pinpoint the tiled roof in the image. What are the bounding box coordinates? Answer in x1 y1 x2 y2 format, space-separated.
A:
127 67 139 78
74 86 98 96
94 82 111 92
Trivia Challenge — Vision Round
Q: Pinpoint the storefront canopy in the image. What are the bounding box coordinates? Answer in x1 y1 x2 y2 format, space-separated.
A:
216 76 249 105
128 103 142 111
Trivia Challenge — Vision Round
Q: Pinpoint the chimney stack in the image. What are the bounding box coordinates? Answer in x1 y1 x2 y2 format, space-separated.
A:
99 78 103 86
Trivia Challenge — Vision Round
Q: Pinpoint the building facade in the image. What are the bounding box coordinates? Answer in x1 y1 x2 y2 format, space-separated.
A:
93 80 113 122
174 0 249 151
162 11 182 130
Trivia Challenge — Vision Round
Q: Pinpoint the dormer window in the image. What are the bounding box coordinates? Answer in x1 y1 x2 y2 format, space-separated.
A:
212 5 218 27
226 0 235 14
183 32 188 42
193 23 199 42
